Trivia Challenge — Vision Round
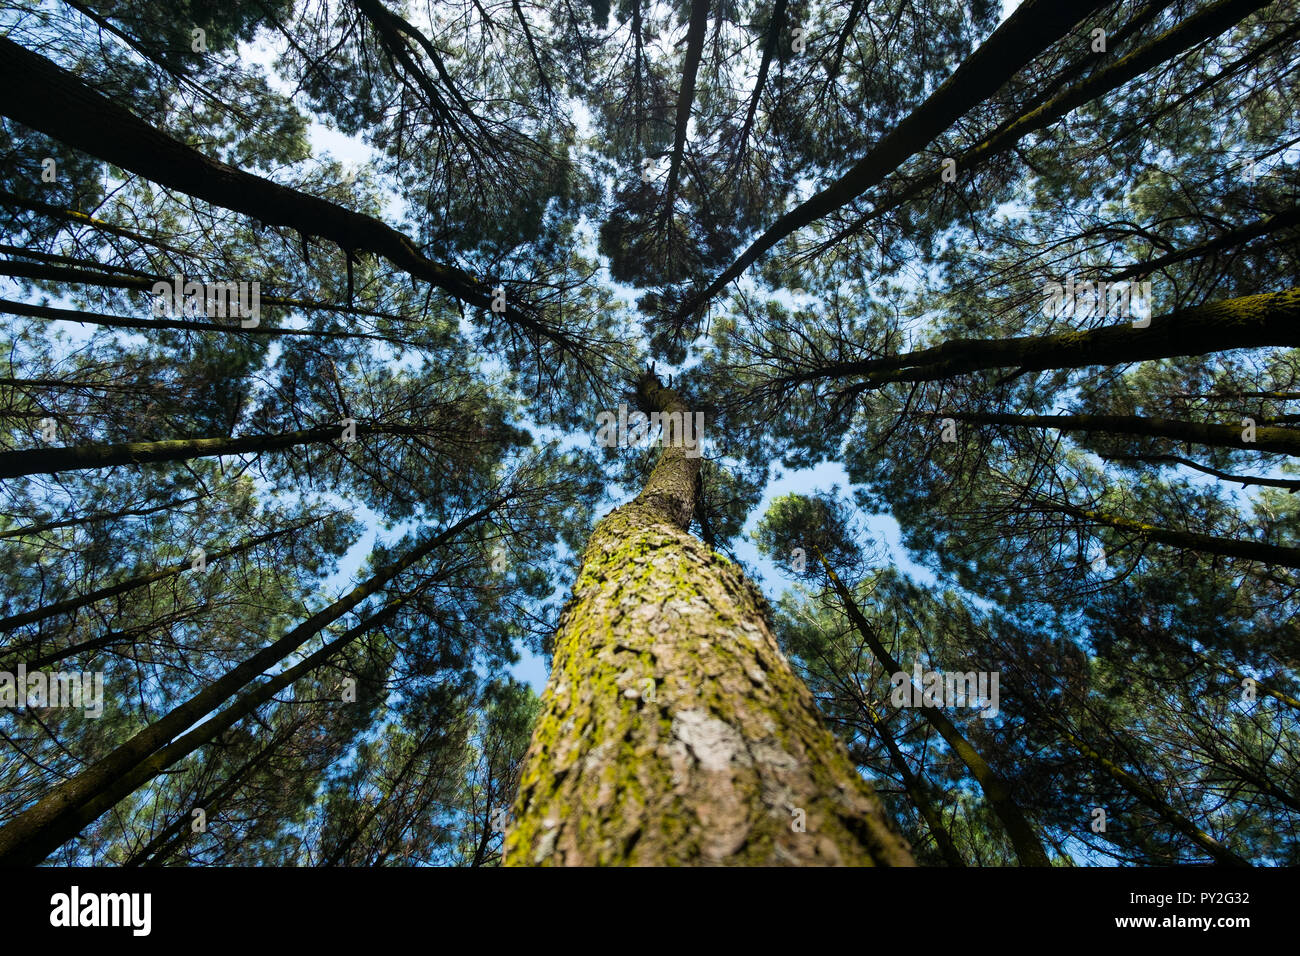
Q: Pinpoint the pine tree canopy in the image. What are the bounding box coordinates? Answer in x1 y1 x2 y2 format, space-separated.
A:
0 0 1297 868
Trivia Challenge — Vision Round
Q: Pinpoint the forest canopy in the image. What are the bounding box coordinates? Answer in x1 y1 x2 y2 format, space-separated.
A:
0 0 1297 866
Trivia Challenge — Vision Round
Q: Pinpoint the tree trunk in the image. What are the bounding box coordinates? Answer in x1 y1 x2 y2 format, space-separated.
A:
1101 453 1300 492
123 718 307 866
661 0 710 218
681 0 1108 318
857 698 966 866
0 259 408 323
817 551 1051 865
1047 719 1250 866
504 374 913 865
9 608 204 672
946 411 1300 456
0 297 411 345
1043 500 1300 568
0 422 430 480
0 37 577 355
0 500 503 865
0 517 320 633
729 0 787 169
796 287 1300 391
837 0 1273 242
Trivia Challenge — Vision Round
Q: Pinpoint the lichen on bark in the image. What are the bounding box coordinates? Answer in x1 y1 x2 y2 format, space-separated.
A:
503 373 913 866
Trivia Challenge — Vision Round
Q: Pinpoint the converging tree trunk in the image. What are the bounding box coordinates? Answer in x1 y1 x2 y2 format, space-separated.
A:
0 37 581 355
858 697 967 866
504 373 914 866
680 0 1109 320
816 550 1051 866
943 411 1300 456
0 499 506 865
789 288 1300 392
0 423 431 480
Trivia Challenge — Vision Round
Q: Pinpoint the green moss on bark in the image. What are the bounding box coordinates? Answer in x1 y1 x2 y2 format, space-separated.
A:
505 497 913 866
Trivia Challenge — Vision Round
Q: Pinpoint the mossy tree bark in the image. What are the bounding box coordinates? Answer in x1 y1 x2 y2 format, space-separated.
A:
503 373 914 865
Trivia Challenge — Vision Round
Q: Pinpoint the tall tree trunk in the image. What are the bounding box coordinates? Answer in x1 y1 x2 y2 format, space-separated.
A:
944 411 1300 456
504 373 913 866
0 422 431 480
0 500 504 865
1105 205 1300 284
0 259 408 323
826 0 1273 245
856 697 966 866
0 37 578 355
680 0 1108 318
320 725 435 867
0 517 321 633
1186 650 1300 712
661 0 710 219
123 717 308 866
729 0 787 170
1041 499 1300 568
1045 718 1250 866
816 551 1051 865
0 297 412 345
792 287 1300 392
8 607 205 673
1101 453 1300 492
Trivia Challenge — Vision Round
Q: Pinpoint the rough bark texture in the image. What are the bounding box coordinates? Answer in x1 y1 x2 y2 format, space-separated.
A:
504 375 913 866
